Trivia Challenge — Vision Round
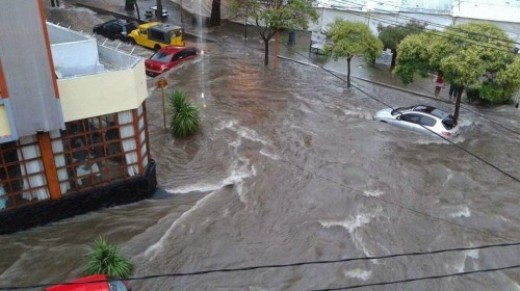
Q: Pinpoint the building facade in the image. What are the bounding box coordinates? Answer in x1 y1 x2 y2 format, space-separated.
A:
0 0 156 234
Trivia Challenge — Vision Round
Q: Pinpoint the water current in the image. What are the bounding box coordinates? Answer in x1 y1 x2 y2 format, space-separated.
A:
1 2 520 290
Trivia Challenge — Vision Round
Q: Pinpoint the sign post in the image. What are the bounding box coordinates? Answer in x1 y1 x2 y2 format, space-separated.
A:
156 78 168 129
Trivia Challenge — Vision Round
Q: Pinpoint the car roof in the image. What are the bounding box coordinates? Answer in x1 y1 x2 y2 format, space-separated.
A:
410 105 450 119
160 46 196 54
138 21 162 29
393 105 450 119
45 274 109 291
153 23 182 32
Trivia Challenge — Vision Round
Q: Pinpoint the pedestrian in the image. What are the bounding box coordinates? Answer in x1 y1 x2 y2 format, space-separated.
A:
433 71 444 99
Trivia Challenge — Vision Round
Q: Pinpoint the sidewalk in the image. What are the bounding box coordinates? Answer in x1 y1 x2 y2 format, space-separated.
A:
46 0 473 106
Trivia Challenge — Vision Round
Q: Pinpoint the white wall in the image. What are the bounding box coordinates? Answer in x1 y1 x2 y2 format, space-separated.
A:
51 39 104 78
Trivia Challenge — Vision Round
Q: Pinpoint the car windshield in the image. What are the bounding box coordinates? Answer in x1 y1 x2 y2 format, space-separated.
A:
150 52 172 62
442 115 458 130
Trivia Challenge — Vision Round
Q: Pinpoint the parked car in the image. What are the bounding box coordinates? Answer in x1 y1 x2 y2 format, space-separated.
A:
45 274 131 291
93 19 137 42
128 22 184 51
145 46 198 76
374 105 460 138
145 6 168 18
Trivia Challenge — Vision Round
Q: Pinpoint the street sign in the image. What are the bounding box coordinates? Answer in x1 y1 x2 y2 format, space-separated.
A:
156 78 168 89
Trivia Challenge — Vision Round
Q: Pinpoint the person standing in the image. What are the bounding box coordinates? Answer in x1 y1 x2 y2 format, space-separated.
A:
434 71 445 98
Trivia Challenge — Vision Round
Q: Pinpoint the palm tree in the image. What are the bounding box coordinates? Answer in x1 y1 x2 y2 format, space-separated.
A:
169 89 200 138
85 237 133 278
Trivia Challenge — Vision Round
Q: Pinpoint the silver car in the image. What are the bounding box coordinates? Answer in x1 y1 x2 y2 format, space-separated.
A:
374 105 460 138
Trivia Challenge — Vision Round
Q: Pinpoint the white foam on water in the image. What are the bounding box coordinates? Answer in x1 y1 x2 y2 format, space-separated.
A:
343 108 373 120
445 205 471 218
215 119 237 131
259 148 281 160
362 189 384 197
343 268 372 281
319 207 382 234
143 188 219 259
466 249 479 260
443 171 453 186
164 169 249 194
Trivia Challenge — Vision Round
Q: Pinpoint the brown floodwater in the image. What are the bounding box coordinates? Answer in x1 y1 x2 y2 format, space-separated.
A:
1 2 520 291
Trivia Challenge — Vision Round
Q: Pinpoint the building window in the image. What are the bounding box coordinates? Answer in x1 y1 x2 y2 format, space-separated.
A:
0 139 49 211
0 104 150 211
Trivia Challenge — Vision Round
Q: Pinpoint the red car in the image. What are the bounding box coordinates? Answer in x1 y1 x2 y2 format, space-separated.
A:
45 274 132 291
145 46 198 77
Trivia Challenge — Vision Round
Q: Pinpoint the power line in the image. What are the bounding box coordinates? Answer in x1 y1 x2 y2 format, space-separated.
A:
276 43 520 242
3 241 520 290
284 42 520 183
333 0 520 49
309 263 520 290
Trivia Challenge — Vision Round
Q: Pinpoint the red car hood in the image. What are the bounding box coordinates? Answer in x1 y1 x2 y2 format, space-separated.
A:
145 60 168 73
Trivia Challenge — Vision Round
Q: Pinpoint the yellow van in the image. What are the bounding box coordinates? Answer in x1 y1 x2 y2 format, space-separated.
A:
128 22 184 51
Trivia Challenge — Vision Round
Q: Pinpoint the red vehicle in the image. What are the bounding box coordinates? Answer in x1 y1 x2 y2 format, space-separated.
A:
45 274 131 291
145 46 198 77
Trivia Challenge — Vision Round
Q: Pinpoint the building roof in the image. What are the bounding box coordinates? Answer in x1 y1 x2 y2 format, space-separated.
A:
47 22 141 78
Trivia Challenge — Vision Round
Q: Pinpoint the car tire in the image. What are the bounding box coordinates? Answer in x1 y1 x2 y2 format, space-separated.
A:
154 45 161 52
129 38 136 45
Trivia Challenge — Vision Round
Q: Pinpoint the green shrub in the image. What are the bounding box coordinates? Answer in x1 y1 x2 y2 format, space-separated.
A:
85 237 133 278
169 89 200 137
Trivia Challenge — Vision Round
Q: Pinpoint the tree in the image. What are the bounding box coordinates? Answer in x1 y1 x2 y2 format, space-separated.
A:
325 19 383 88
156 0 163 20
124 0 140 20
377 20 426 70
169 89 200 138
394 21 520 120
86 237 133 278
231 0 318 66
210 0 221 26
125 0 135 11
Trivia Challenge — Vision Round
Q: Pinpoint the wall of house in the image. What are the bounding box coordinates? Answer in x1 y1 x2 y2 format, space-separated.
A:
51 39 104 78
58 60 147 122
0 160 157 235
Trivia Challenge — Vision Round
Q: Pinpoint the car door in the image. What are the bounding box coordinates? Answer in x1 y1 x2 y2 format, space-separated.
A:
106 22 121 39
397 113 425 132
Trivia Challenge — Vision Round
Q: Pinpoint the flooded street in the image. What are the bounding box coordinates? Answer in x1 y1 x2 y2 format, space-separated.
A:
1 3 520 290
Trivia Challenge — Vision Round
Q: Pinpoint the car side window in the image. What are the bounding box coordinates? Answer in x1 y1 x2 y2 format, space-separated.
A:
400 113 421 124
419 116 436 127
172 52 183 61
186 49 196 57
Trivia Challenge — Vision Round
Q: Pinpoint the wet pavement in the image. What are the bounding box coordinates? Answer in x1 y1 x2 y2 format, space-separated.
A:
1 2 520 291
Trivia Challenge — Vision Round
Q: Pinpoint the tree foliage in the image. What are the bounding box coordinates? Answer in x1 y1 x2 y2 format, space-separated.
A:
377 20 426 68
325 19 383 87
169 89 200 138
86 237 133 278
394 21 520 104
231 0 319 66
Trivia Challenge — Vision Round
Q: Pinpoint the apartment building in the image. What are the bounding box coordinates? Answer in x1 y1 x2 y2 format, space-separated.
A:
0 0 156 234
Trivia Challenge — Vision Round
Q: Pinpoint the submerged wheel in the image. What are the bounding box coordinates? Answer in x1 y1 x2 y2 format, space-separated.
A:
129 38 136 45
154 45 161 52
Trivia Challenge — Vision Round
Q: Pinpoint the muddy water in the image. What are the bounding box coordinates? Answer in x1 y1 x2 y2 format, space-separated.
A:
1 4 520 291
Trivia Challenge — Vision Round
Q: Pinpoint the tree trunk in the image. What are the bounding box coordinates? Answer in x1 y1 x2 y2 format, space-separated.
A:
264 39 270 66
347 57 352 88
209 0 221 26
125 0 134 11
156 0 163 19
274 30 279 69
454 87 463 121
390 49 397 71
134 1 141 20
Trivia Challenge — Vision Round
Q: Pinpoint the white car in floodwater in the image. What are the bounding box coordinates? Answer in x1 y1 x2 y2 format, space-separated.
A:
374 105 460 138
